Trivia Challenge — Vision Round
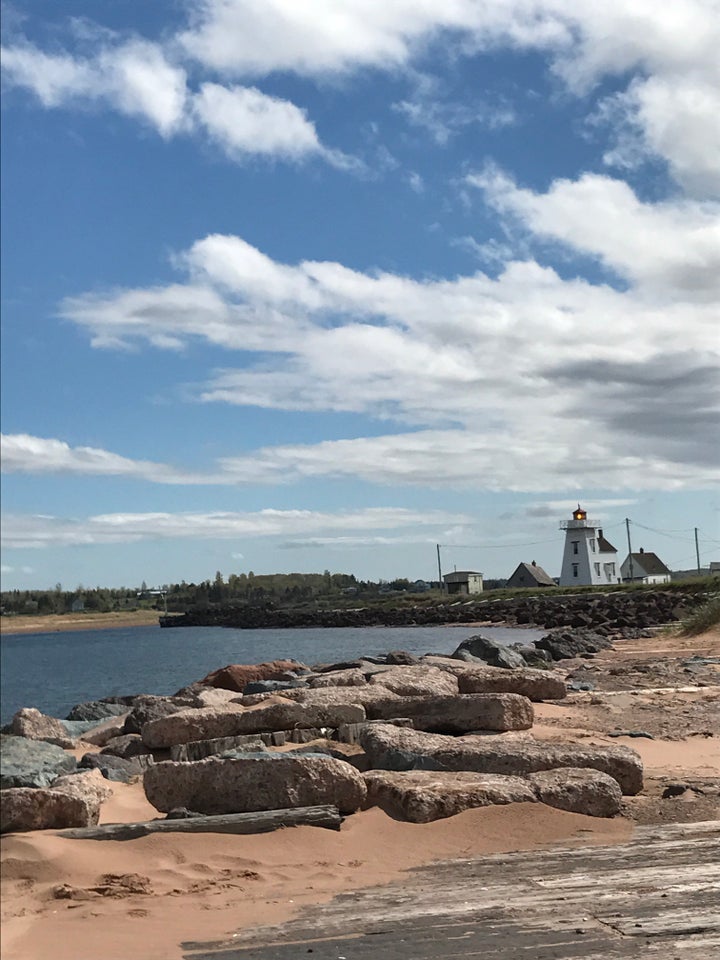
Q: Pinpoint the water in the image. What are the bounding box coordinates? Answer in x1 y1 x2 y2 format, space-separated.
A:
0 623 542 724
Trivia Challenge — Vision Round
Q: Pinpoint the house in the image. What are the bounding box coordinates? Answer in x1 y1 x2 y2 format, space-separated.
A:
621 549 671 584
507 561 555 588
559 505 621 587
443 571 483 595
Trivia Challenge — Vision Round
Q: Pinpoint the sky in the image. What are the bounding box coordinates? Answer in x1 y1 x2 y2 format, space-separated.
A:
1 0 719 591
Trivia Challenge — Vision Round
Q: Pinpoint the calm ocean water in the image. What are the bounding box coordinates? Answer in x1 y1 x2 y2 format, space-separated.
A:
0 623 542 724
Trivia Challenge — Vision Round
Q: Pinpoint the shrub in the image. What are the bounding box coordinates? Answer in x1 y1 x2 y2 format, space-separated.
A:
680 594 720 636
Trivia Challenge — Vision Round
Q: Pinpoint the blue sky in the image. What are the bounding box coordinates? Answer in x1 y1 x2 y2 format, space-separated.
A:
1 0 719 590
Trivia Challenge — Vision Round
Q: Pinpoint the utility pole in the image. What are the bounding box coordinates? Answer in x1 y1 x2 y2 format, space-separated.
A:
695 527 701 574
436 544 443 593
625 518 634 583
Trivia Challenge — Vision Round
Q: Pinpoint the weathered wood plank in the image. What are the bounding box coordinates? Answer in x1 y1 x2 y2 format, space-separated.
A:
182 820 720 959
55 804 342 840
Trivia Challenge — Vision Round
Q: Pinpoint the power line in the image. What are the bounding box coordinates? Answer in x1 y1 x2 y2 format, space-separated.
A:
440 538 560 549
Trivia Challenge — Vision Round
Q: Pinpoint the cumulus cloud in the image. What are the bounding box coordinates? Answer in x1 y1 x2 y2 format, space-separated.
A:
467 168 720 297
4 2 719 185
1 39 339 164
175 0 720 189
1 507 469 549
1 40 189 137
55 192 719 492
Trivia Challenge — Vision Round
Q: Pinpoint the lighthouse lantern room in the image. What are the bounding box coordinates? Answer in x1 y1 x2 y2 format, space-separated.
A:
559 505 620 587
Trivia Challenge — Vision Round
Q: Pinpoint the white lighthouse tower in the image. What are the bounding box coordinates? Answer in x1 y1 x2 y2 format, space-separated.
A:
559 505 620 587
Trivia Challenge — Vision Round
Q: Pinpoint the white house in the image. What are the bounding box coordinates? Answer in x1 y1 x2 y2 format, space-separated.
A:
443 571 484 595
559 506 621 587
621 549 671 584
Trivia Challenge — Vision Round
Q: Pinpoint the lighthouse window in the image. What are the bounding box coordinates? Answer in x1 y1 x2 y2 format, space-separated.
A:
572 564 578 578
594 563 601 576
590 538 596 552
572 541 579 555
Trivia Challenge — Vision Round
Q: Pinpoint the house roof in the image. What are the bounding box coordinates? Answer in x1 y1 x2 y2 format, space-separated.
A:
598 534 617 553
443 571 483 582
627 552 671 576
509 562 555 586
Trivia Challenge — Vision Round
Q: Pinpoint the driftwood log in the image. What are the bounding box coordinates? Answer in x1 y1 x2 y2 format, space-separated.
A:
54 804 342 840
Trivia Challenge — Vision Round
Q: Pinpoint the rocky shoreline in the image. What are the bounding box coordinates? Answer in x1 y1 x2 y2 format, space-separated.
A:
1 621 718 959
1 636 638 835
160 583 709 636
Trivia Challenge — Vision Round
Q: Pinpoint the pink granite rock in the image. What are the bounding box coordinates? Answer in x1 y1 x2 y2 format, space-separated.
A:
144 753 366 815
1 787 100 833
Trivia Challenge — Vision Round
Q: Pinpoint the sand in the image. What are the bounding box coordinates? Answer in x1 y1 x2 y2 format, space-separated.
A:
2 625 718 959
0 610 161 635
1 797 633 960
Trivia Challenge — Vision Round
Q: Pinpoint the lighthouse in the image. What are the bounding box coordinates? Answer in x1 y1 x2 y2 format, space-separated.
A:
559 505 620 587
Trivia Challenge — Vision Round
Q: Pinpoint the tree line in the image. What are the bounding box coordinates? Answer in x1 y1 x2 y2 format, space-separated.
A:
0 571 435 617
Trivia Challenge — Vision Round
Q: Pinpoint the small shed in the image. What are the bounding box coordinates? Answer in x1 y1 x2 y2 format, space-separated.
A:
443 571 483 595
507 561 556 588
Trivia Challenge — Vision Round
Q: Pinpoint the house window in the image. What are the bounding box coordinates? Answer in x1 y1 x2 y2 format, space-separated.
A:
572 541 579 555
590 538 596 552
594 563 601 576
572 564 579 578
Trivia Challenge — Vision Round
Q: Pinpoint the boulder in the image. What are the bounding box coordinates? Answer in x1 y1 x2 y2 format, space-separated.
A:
365 694 534 734
199 661 308 692
307 669 368 688
1 787 100 833
0 735 77 789
364 770 537 822
528 768 622 818
60 720 105 738
456 666 566 702
243 680 309 695
123 695 199 735
368 666 459 698
141 702 366 749
100 734 153 759
241 686 404 710
78 752 150 783
385 651 420 665
80 714 130 746
451 635 526 669
193 687 244 708
359 725 643 795
143 753 367 816
170 736 269 762
51 769 114 806
536 630 613 661
10 708 76 748
66 698 135 722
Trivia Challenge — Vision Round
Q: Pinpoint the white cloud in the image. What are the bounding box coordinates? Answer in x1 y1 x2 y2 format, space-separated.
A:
393 92 516 145
1 40 342 164
598 74 720 196
4 2 719 185
1 507 469 549
1 40 188 136
468 168 720 298
0 434 196 483
192 82 326 161
56 204 719 492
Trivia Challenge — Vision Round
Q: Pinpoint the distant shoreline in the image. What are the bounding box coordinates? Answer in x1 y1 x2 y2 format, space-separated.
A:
0 610 161 636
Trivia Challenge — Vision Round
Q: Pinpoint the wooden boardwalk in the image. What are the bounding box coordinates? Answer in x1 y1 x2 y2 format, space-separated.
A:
183 820 720 959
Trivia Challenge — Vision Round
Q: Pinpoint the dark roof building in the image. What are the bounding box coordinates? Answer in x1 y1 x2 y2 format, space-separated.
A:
507 561 556 588
621 549 671 583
